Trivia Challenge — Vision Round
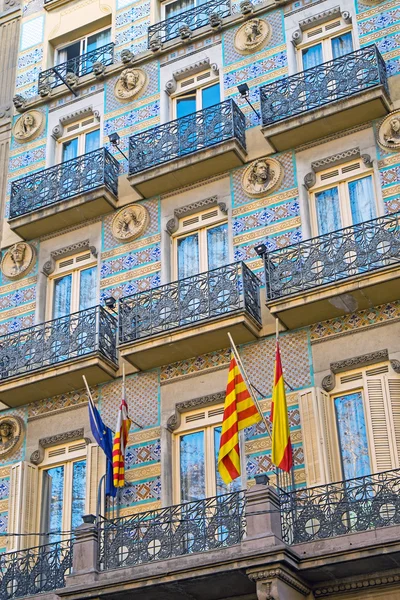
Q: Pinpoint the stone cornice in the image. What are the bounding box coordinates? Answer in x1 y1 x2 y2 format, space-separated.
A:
42 240 97 276
321 349 395 391
247 566 310 596
166 196 227 235
30 428 88 464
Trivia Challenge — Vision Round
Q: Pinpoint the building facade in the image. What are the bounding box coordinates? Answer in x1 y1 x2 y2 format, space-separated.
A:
0 0 399 596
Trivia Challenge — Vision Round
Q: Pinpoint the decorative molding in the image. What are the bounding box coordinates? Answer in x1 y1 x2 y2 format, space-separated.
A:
166 196 227 234
165 58 219 95
247 567 310 596
1 243 35 280
314 570 400 597
0 416 24 459
30 428 86 465
390 359 400 374
51 106 100 140
321 373 334 392
167 391 225 432
322 349 389 391
304 148 372 189
292 6 352 45
42 240 97 276
234 18 271 55
0 104 12 123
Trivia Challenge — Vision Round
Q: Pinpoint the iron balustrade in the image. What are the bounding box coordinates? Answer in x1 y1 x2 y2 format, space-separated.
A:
263 211 400 301
0 539 73 599
119 262 261 344
9 148 119 220
38 43 114 91
128 99 246 175
98 490 246 570
147 0 231 46
279 468 400 544
0 305 117 381
260 45 388 126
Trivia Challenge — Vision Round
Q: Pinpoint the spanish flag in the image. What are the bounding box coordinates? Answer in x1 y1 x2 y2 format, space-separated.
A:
112 396 131 487
270 342 293 472
218 352 261 484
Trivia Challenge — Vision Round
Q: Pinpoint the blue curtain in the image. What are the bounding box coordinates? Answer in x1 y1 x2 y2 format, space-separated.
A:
207 224 228 271
348 175 375 225
53 274 72 319
180 431 205 502
202 83 220 109
334 392 371 480
302 43 323 69
315 187 341 234
71 460 86 531
177 95 196 118
214 427 241 496
79 267 97 311
178 233 199 278
62 138 78 163
332 32 353 59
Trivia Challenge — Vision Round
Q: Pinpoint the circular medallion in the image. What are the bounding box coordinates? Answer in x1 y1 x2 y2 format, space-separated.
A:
114 68 148 102
378 111 400 151
112 204 150 242
1 243 35 280
13 110 44 143
234 19 271 55
0 416 24 459
241 158 284 198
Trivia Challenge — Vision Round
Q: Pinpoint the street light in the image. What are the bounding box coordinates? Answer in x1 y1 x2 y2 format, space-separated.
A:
108 132 128 160
237 83 260 119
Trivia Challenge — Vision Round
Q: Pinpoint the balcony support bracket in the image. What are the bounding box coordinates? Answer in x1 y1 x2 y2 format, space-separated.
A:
50 66 78 96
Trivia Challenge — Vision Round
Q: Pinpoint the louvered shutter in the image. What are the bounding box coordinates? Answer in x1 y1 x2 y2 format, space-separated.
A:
86 443 106 516
315 387 338 482
8 463 24 551
364 374 395 472
21 463 38 549
385 375 400 469
299 388 325 486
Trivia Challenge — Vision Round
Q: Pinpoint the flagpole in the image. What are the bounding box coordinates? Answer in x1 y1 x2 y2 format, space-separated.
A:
83 375 94 404
227 332 272 440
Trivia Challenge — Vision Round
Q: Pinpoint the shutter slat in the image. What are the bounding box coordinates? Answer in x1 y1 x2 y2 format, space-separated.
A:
365 377 394 472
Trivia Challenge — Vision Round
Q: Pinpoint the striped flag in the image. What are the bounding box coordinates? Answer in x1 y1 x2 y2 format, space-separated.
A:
218 352 261 484
112 396 132 487
270 342 293 472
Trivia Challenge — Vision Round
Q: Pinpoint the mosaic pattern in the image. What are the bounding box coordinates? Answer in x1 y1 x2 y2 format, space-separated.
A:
27 388 96 420
0 480 10 501
246 445 304 478
161 347 231 382
100 271 161 302
119 477 161 506
232 198 300 235
100 244 161 280
125 440 161 469
0 313 35 336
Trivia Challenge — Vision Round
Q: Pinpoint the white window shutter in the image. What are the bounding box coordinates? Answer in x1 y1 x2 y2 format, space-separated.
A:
21 463 39 549
385 374 400 469
299 388 325 486
86 443 106 517
8 462 24 552
364 374 395 473
315 387 338 482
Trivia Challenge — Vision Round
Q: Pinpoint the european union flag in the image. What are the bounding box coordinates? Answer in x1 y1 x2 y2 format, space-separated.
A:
88 395 117 498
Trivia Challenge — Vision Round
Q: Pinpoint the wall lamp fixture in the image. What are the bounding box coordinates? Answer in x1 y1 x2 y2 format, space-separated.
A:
104 296 117 311
254 243 267 257
237 83 260 119
108 132 128 160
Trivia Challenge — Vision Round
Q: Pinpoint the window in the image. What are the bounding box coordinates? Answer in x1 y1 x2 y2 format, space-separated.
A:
57 115 100 163
297 18 353 70
47 250 98 319
56 27 111 66
172 205 229 279
39 440 88 544
174 405 243 503
309 158 377 236
299 362 400 487
171 69 221 119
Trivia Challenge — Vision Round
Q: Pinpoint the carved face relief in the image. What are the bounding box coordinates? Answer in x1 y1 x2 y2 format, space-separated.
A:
0 416 24 458
114 68 148 102
234 18 271 54
379 111 400 150
241 158 283 198
1 242 35 280
112 204 150 242
13 110 44 142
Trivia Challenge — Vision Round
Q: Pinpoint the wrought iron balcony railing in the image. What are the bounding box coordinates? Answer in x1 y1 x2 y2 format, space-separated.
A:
119 262 261 344
128 99 246 175
98 490 245 570
147 0 231 46
0 539 73 599
0 305 117 381
9 148 119 220
38 43 114 91
263 211 400 301
280 468 400 545
260 45 388 126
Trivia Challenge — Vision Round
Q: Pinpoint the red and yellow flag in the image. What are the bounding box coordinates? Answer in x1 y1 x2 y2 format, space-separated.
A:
218 352 261 484
270 342 293 472
112 397 132 487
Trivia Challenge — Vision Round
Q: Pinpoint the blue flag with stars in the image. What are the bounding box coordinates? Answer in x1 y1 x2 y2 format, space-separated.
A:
88 395 117 498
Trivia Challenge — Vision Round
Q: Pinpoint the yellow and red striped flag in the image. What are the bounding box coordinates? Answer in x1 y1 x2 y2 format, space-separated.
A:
218 352 261 484
270 342 293 472
112 396 132 487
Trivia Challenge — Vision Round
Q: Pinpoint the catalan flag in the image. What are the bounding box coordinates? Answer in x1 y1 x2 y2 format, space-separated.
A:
270 342 293 472
218 351 261 484
112 396 132 488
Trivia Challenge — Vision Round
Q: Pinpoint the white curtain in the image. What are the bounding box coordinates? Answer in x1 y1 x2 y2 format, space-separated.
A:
207 223 228 270
177 233 199 279
348 175 375 225
332 32 353 59
302 43 323 69
315 187 341 235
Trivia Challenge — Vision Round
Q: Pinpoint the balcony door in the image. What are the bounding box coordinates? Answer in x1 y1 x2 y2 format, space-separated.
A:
58 116 100 164
164 0 210 40
56 27 111 71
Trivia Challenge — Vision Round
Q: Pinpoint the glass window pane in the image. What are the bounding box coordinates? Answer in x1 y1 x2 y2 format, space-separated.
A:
166 0 194 18
302 43 323 69
348 175 376 225
85 130 100 154
202 83 220 109
42 465 64 544
214 427 241 496
57 41 80 65
315 187 342 235
62 138 78 162
53 274 72 319
177 233 199 278
87 29 111 52
207 223 228 270
71 460 86 531
176 96 196 118
180 431 205 502
334 392 371 480
331 32 353 59
79 267 97 311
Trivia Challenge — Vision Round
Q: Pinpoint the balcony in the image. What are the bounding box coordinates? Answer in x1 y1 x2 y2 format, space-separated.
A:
9 148 119 239
147 0 231 47
118 262 261 370
262 211 400 328
260 45 391 151
0 305 117 407
127 99 246 197
0 539 73 600
38 43 114 92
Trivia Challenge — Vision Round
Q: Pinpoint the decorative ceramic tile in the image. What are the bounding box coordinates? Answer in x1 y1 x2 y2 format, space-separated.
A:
119 476 161 506
20 17 44 51
161 347 231 382
100 271 161 302
0 480 10 501
232 198 300 236
17 46 42 71
28 388 96 420
0 313 35 335
125 440 161 469
0 285 36 311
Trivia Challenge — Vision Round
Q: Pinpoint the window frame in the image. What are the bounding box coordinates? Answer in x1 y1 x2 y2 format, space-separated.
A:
54 26 112 65
296 17 354 71
56 115 101 164
170 69 221 120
